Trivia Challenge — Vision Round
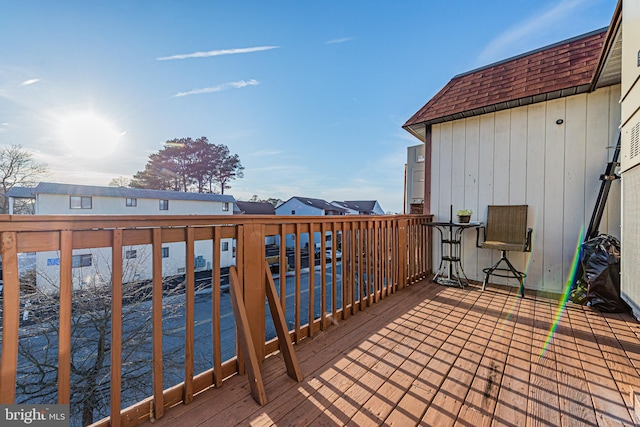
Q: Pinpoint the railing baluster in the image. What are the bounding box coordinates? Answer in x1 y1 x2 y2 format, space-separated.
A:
110 229 123 427
351 225 356 312
152 228 165 419
294 223 301 343
58 230 72 404
320 223 327 330
399 218 408 289
279 224 287 315
0 232 19 403
384 220 389 297
391 220 397 292
212 227 222 388
235 225 245 375
184 227 195 404
336 222 340 322
308 222 315 338
374 221 380 302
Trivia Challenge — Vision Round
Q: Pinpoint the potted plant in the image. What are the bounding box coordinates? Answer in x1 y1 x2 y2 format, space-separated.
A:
456 209 472 223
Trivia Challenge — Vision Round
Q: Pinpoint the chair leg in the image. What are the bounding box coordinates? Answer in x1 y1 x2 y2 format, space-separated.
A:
501 253 526 298
482 250 526 297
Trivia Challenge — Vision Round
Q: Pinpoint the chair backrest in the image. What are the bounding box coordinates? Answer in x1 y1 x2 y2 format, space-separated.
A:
485 205 528 245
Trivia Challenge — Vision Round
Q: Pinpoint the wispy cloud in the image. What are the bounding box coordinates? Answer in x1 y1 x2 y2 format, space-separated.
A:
325 37 354 45
173 79 260 97
250 149 283 157
157 46 279 61
476 0 589 65
21 78 40 86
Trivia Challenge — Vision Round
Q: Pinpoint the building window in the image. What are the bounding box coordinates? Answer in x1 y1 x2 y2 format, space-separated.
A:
222 202 229 211
161 247 169 258
221 242 229 251
125 250 137 259
70 196 92 209
72 254 92 268
291 210 295 215
126 198 137 207
159 200 169 210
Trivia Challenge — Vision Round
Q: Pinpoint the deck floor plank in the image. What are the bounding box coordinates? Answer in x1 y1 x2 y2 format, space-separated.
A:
453 289 515 427
567 304 636 426
491 291 533 426
526 296 561 427
553 304 599 427
142 281 640 427
584 308 640 413
418 289 502 426
381 289 483 425
299 286 475 426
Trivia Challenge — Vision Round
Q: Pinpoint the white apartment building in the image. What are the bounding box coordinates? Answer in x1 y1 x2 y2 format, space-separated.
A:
405 144 425 214
5 182 237 291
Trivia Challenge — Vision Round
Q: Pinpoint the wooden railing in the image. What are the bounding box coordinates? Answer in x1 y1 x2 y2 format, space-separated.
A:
0 213 432 426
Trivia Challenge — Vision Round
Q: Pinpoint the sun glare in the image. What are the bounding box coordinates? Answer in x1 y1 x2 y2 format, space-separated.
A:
58 112 123 159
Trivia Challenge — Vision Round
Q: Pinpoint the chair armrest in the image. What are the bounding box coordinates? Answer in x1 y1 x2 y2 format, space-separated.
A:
476 226 486 248
525 228 533 252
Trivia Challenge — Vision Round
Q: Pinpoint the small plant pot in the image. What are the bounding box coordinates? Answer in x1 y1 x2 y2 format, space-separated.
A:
457 215 471 223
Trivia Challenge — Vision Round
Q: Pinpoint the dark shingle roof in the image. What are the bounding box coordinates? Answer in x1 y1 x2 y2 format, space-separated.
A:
5 182 236 203
403 28 608 134
332 200 380 214
287 196 349 214
236 201 276 215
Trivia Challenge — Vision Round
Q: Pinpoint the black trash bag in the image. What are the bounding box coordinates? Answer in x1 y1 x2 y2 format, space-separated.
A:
580 234 628 313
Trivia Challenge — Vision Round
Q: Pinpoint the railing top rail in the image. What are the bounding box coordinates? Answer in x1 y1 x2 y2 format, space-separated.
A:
0 214 433 232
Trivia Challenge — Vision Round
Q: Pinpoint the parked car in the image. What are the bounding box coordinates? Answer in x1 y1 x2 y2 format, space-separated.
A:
324 250 342 261
313 249 342 263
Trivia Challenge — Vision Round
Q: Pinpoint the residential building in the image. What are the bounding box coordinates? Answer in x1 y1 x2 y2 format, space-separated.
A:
405 144 425 214
235 201 276 215
5 182 237 291
330 200 385 215
275 196 348 216
404 27 621 294
275 196 348 249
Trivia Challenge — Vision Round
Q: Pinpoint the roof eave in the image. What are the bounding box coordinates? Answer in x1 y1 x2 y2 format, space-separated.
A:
406 84 593 128
589 0 622 92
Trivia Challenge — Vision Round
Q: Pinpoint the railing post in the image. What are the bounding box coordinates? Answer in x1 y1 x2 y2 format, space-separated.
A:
241 223 266 362
0 232 19 403
398 218 408 289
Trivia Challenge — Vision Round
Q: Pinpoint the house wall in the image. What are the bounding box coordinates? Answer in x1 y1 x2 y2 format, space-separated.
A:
274 199 331 249
31 193 234 290
429 85 621 294
275 199 324 216
620 0 640 316
406 144 425 213
35 194 231 215
34 239 233 293
371 201 385 215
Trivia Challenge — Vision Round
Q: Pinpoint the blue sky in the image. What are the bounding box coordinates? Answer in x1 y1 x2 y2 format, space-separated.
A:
0 0 616 213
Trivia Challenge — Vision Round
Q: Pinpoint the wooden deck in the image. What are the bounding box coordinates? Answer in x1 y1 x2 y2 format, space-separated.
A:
144 280 640 426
